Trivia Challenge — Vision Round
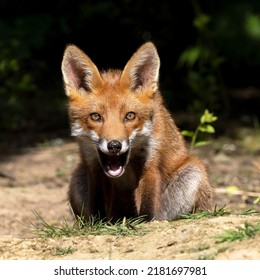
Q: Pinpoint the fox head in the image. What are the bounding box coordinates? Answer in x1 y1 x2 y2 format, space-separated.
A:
61 42 160 178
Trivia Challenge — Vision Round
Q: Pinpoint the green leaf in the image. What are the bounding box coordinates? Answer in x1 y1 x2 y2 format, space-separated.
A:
194 141 211 147
199 124 215 133
200 109 218 124
178 46 201 68
245 14 260 40
193 14 211 30
181 130 194 137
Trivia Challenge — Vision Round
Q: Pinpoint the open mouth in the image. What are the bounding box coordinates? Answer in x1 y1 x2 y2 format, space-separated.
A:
98 149 129 178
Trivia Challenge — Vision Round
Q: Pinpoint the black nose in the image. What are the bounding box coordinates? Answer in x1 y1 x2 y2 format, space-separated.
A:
107 140 122 154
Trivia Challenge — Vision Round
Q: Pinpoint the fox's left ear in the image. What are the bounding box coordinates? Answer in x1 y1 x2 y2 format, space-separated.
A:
61 44 102 97
120 42 160 94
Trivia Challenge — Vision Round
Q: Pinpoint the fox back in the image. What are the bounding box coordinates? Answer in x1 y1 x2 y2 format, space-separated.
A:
61 42 213 221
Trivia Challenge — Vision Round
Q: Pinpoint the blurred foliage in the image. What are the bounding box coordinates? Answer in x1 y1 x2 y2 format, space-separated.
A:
0 12 63 130
0 0 259 134
0 36 37 130
178 1 227 114
182 109 218 153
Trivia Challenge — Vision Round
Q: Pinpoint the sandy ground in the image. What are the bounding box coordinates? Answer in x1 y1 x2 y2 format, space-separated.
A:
0 133 259 259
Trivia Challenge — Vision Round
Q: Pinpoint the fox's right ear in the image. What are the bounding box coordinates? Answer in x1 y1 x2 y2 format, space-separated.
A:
120 42 160 94
61 45 102 96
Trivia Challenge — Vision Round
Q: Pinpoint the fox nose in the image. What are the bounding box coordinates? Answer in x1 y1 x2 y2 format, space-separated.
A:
107 140 122 154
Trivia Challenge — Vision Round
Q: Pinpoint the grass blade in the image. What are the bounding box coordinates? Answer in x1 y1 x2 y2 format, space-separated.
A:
180 205 231 220
31 211 148 238
216 222 260 243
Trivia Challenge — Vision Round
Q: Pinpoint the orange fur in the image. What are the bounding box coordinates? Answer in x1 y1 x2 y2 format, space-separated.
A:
61 42 213 221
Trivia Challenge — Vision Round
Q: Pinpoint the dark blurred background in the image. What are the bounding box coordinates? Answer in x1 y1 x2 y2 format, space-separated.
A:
1 0 260 148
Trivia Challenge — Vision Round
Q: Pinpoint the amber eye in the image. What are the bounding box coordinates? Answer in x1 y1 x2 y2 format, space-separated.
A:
90 113 103 122
125 112 136 121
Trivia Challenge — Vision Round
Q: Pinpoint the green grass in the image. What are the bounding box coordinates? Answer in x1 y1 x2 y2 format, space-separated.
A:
237 209 259 215
180 205 258 220
197 247 229 260
216 222 260 243
31 206 258 239
54 246 76 256
180 205 231 219
31 211 148 238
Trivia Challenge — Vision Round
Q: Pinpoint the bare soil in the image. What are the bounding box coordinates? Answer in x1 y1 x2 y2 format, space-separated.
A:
0 130 260 260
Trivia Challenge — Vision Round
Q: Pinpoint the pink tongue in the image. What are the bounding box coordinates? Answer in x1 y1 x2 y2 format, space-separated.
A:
107 155 123 177
108 165 122 177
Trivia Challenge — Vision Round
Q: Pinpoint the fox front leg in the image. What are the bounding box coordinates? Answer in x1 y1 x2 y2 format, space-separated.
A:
134 170 161 221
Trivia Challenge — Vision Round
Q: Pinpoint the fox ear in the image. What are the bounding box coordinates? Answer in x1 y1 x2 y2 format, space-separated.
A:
61 45 102 96
120 42 160 93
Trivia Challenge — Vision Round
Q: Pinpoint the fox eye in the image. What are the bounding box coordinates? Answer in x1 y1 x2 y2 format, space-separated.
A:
125 112 136 121
90 113 103 122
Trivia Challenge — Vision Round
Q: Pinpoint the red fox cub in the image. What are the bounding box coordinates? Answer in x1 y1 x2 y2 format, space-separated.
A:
61 42 213 221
